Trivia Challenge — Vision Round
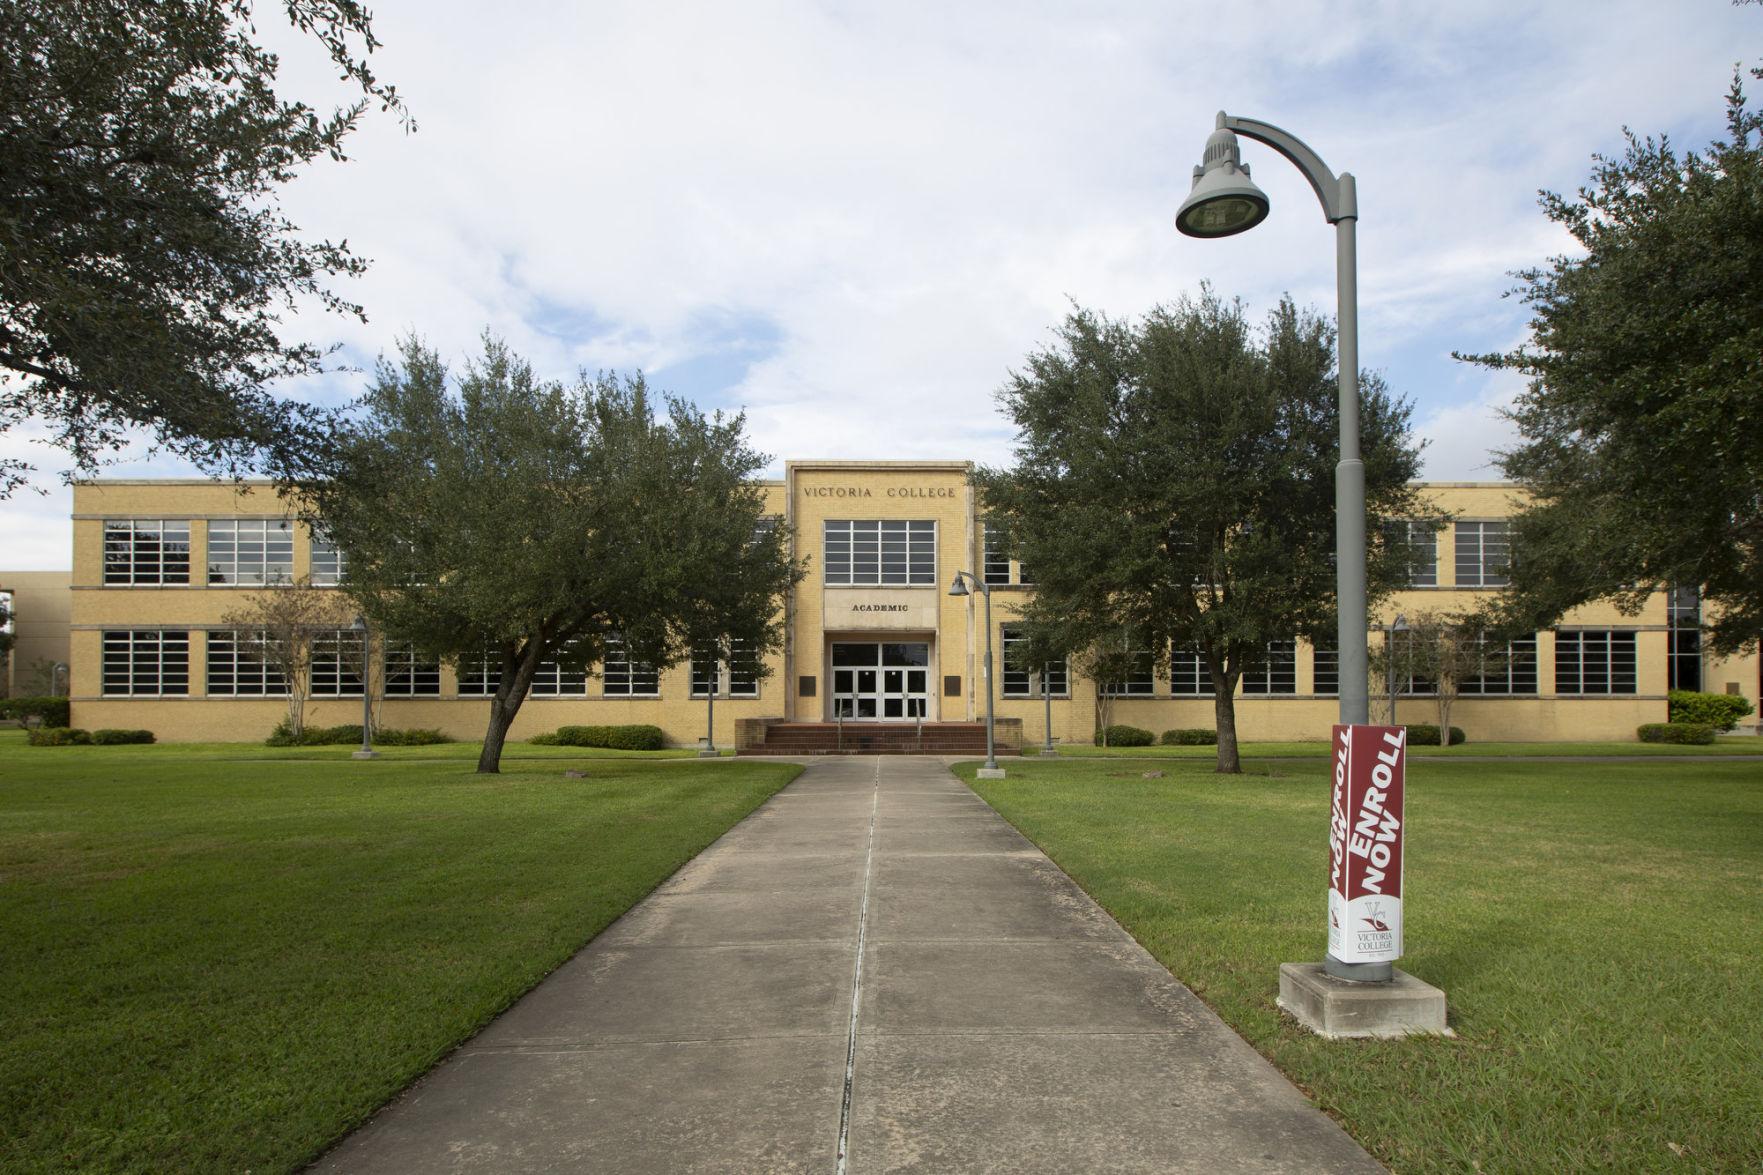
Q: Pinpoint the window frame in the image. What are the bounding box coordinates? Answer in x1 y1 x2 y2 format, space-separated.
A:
103 519 191 586
101 629 190 697
1554 629 1638 696
206 518 295 586
1000 625 1068 698
205 629 288 697
823 519 937 587
1454 520 1512 588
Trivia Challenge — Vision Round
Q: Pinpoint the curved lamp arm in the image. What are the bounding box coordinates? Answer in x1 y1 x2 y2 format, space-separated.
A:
1217 112 1357 224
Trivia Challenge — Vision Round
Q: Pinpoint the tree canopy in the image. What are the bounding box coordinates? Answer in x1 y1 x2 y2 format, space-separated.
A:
288 336 800 773
1461 69 1763 653
974 291 1429 772
0 0 408 496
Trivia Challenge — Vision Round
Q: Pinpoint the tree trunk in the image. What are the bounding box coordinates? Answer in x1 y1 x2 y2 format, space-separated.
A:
477 641 544 773
1209 657 1241 774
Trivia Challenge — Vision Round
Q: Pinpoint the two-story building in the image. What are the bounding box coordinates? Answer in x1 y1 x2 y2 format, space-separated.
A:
64 463 1760 744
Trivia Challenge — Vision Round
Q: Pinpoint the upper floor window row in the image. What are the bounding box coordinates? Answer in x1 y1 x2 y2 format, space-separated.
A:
1455 521 1512 588
982 523 1033 587
1386 520 1438 587
208 519 294 586
824 520 935 586
104 521 190 585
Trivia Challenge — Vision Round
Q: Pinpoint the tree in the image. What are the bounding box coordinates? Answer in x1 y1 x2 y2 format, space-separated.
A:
974 291 1429 773
289 336 801 774
1370 610 1514 737
0 0 409 497
1460 69 1763 654
219 575 356 738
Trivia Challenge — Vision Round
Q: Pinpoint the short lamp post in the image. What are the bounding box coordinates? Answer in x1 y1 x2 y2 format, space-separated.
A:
701 642 721 758
350 615 378 760
1041 663 1055 754
1385 614 1409 726
947 571 1004 778
52 661 69 697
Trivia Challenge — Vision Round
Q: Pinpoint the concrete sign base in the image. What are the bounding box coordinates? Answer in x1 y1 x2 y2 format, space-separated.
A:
1277 962 1451 1039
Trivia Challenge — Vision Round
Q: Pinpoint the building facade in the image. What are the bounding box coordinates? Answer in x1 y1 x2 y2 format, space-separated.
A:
66 465 1761 744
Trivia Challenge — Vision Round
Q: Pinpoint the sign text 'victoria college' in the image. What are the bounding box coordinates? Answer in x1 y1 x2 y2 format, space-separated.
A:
1327 724 1407 965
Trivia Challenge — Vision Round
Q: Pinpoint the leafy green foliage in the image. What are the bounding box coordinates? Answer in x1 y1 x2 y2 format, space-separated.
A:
26 727 91 746
90 729 155 745
0 696 70 726
1462 71 1763 653
1160 728 1218 745
534 724 671 751
1098 724 1154 747
0 1 410 494
976 290 1428 772
1404 723 1466 746
265 719 451 746
286 336 800 773
1639 722 1717 745
1667 689 1755 731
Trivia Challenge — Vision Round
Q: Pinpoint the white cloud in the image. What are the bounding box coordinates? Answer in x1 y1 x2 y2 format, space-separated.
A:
3 0 1757 566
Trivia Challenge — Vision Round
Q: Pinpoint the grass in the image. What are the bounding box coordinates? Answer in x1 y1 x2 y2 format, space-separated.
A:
0 738 799 1173
959 756 1763 1173
1051 737 1763 759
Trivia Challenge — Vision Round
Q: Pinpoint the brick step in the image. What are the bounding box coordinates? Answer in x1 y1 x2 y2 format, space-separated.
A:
739 746 1021 757
738 721 1017 757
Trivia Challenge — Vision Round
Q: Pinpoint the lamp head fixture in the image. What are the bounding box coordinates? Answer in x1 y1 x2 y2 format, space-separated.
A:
947 573 970 598
1175 125 1271 239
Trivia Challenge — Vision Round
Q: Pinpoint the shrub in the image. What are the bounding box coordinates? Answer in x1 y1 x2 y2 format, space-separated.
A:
1099 724 1154 747
0 696 71 727
374 727 452 746
527 732 560 746
546 724 670 751
1159 728 1217 745
1639 722 1715 745
1406 724 1467 746
91 729 156 745
1667 689 1754 732
28 727 92 746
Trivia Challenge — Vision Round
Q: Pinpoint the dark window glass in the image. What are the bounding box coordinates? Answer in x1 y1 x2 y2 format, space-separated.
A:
1455 521 1511 588
691 638 760 697
1001 626 1068 697
1459 633 1539 695
823 520 936 585
1386 520 1437 587
206 630 287 696
1668 585 1701 692
102 630 189 695
103 520 191 585
1241 641 1297 695
1102 649 1156 697
1170 648 1215 696
602 637 659 696
207 519 294 585
1313 644 1338 696
310 629 365 697
383 642 441 697
1554 630 1637 695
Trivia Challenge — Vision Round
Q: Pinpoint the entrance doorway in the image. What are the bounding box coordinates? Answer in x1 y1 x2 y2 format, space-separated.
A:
831 642 930 720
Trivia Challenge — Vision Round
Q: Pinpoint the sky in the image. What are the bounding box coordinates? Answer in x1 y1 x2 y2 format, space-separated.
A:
2 0 1758 568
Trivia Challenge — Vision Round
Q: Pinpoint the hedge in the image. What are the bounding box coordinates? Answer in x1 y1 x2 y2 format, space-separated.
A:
91 729 155 745
1406 724 1466 746
1098 724 1154 747
1667 689 1754 732
266 721 453 747
0 696 71 727
1160 728 1217 745
27 727 92 746
1638 722 1716 745
530 724 669 751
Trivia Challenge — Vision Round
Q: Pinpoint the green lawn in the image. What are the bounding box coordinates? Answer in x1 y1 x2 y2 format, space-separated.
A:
0 739 799 1173
1049 737 1763 758
959 757 1763 1173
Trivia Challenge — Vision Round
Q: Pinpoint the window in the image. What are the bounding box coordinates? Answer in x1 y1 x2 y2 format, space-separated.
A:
383 642 441 697
1385 631 1436 696
207 519 294 585
691 639 760 697
1313 644 1339 696
1169 648 1215 697
1555 630 1637 695
1460 633 1539 695
1001 626 1068 697
104 520 191 585
1455 521 1511 587
602 637 659 696
983 523 1011 585
531 642 589 697
1101 649 1156 696
457 647 502 697
1241 641 1297 695
310 527 347 586
823 520 936 586
1387 520 1437 587
310 629 365 696
102 630 189 696
205 630 287 696
1668 585 1702 692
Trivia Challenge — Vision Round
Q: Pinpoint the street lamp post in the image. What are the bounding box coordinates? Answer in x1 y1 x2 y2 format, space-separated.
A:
1385 614 1409 726
701 642 720 757
1178 112 1385 985
350 615 378 760
1175 111 1369 732
947 571 1003 777
1042 662 1054 754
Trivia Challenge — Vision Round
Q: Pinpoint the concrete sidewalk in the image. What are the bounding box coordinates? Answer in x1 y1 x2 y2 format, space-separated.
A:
317 757 1381 1173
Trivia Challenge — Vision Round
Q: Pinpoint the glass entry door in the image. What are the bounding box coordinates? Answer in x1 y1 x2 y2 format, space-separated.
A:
831 642 930 720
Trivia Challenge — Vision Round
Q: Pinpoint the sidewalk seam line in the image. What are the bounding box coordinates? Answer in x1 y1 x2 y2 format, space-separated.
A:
835 756 881 1175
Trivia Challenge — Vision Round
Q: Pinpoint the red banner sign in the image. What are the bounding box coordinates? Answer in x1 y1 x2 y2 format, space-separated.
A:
1327 724 1406 965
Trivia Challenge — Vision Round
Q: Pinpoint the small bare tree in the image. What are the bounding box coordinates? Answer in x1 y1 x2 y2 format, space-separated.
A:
1372 610 1506 736
221 577 355 738
1075 637 1146 746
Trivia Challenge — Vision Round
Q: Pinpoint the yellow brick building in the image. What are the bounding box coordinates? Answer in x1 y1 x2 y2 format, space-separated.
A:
66 466 1761 744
